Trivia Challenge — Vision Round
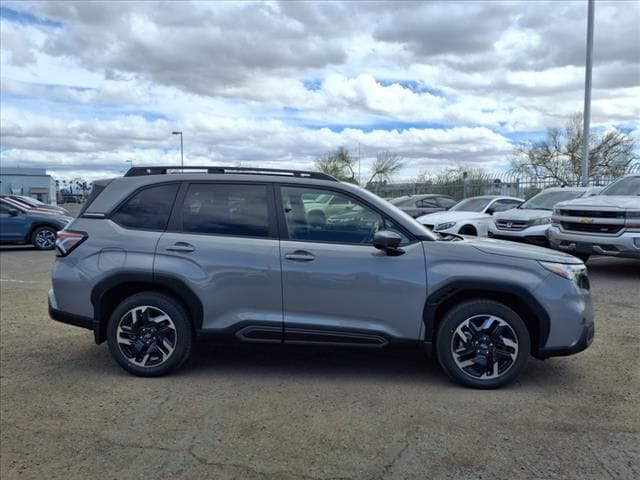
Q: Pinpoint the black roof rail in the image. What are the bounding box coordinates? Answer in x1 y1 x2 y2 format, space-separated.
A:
124 166 337 181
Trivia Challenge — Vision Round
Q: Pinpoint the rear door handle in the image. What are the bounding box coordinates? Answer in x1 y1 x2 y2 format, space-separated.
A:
284 250 315 262
165 242 195 253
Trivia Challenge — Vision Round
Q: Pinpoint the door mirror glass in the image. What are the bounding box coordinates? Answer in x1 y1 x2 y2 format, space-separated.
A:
373 230 404 255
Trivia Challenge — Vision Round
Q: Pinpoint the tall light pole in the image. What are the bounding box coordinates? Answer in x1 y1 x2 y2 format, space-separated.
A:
172 131 183 171
581 0 595 186
125 159 134 169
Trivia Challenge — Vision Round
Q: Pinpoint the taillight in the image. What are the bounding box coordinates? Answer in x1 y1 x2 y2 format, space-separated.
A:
55 230 87 257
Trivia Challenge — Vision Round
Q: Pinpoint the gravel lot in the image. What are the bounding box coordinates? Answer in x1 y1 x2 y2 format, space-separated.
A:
1 248 638 480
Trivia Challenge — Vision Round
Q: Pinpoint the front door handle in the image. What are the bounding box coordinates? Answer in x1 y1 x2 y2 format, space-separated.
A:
284 250 315 262
165 242 195 253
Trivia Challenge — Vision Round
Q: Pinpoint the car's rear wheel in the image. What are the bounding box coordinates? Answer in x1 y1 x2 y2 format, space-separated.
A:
107 292 192 377
436 300 530 389
31 226 57 250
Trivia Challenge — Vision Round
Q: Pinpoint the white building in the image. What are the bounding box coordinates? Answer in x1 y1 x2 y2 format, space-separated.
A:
0 167 58 205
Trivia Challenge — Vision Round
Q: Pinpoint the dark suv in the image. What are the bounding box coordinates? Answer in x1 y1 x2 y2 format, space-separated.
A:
49 166 594 388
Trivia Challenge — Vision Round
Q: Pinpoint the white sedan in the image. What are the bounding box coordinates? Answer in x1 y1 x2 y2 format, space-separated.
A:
416 195 524 236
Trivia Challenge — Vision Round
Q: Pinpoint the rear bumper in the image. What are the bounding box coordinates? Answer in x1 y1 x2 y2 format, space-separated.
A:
547 226 640 258
536 322 594 358
48 288 98 333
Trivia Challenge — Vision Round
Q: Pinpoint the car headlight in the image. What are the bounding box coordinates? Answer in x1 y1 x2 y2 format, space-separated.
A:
435 222 456 231
539 261 588 285
530 217 551 226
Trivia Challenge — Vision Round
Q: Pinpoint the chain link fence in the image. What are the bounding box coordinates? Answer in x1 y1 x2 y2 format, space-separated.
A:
370 163 640 200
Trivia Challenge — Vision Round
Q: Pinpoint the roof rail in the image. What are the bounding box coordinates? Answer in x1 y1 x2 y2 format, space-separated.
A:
124 166 337 181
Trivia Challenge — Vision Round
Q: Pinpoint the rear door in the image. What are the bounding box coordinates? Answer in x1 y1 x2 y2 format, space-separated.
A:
277 185 427 345
155 182 283 341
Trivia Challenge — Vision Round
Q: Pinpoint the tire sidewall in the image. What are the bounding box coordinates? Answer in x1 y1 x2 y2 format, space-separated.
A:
436 300 530 389
106 292 192 377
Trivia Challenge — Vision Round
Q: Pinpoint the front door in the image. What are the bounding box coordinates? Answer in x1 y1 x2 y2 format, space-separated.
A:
277 185 427 346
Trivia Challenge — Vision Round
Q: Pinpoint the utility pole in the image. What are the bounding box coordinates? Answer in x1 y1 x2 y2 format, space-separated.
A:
172 131 184 171
581 0 595 186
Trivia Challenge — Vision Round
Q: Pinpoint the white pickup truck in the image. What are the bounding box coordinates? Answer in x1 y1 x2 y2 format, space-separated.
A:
547 173 640 261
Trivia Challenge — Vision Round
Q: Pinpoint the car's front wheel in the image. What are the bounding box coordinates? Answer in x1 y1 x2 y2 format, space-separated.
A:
436 300 530 389
31 226 57 250
107 292 193 377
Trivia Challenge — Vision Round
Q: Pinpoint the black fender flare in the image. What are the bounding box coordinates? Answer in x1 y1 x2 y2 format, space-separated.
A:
423 280 551 350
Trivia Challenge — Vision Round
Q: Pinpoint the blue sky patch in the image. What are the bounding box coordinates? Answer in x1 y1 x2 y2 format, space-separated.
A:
0 6 62 28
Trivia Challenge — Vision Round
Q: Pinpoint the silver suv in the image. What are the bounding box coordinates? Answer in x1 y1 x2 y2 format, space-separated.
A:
49 166 594 388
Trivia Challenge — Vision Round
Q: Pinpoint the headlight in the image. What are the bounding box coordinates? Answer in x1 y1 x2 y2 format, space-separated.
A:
625 211 640 228
435 222 456 231
539 261 588 285
530 217 551 226
625 210 640 218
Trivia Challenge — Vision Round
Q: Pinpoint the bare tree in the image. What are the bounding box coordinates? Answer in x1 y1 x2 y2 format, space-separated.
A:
511 113 637 185
315 147 358 183
365 151 404 187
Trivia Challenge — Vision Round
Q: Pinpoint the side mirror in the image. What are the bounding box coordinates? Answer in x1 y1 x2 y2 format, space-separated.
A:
373 230 404 256
486 208 495 215
8 208 19 216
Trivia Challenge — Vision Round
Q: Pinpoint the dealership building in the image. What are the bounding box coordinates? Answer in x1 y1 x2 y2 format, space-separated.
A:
0 167 57 205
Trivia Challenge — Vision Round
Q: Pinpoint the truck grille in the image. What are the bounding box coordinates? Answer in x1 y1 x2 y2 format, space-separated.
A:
558 209 624 219
561 223 623 234
495 219 528 231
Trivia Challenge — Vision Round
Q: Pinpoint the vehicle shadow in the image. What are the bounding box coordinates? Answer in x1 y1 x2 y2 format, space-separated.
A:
586 257 640 279
183 341 448 386
0 245 37 252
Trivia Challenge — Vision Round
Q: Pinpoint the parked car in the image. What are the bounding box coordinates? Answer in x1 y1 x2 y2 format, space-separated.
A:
0 194 70 216
548 173 640 261
388 194 456 218
49 166 594 389
0 198 72 250
489 187 601 247
416 195 523 236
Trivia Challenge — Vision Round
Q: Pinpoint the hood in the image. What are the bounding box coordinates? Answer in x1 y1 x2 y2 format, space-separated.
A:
460 236 582 264
555 195 640 210
493 208 550 221
416 210 488 224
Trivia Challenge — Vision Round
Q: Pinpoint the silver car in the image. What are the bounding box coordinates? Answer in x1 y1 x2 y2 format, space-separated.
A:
49 166 594 389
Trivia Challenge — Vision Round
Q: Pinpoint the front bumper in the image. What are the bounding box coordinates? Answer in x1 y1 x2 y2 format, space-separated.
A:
488 223 550 246
536 322 594 358
547 226 640 259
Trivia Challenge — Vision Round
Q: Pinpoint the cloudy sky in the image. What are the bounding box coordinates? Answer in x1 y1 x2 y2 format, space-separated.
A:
1 0 639 182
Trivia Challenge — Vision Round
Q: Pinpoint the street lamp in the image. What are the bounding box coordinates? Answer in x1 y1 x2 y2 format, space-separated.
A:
125 159 134 169
172 131 184 171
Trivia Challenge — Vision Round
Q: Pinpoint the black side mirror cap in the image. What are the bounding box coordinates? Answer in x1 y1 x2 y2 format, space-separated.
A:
373 230 404 256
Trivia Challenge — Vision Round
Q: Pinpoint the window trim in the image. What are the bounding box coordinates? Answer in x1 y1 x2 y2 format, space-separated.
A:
110 182 181 232
166 181 279 240
275 183 418 246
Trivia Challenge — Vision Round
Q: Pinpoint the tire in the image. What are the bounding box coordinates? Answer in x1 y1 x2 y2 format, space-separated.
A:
458 225 477 236
436 300 530 389
107 292 193 377
31 226 57 250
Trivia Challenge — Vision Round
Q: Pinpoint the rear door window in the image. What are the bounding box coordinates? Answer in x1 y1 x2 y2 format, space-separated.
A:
180 183 271 238
112 184 179 231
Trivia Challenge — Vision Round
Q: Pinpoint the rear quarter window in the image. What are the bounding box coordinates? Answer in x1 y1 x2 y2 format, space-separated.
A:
112 184 179 230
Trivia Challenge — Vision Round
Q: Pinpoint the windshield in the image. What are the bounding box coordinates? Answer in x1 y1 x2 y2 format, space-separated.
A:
16 195 44 206
389 197 415 207
449 197 492 212
520 190 585 210
600 176 640 196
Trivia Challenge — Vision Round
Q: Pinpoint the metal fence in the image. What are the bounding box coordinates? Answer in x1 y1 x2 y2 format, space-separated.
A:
371 163 640 200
